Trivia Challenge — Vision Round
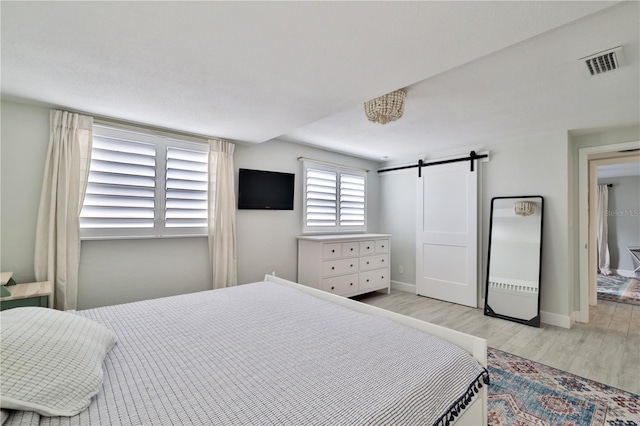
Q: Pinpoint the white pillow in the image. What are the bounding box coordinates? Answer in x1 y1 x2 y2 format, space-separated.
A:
1 307 117 416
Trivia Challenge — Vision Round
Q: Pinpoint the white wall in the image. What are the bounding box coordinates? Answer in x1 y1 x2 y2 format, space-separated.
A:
234 139 380 285
485 133 570 317
5 98 636 317
0 100 381 309
379 169 416 286
380 130 571 318
0 101 49 283
79 238 211 308
1 101 213 308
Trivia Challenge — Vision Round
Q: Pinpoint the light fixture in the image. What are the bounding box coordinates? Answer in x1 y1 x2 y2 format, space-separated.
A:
513 201 536 217
364 89 406 124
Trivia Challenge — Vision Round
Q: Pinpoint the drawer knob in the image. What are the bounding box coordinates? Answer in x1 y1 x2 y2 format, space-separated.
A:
331 266 335 270
381 259 384 262
331 286 335 290
350 283 353 286
332 249 335 253
366 279 370 282
350 248 354 251
367 246 370 249
382 245 385 248
350 264 353 267
381 276 384 279
366 261 370 265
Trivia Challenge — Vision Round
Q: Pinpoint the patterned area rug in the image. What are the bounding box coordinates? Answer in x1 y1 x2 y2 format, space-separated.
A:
597 274 640 306
487 348 639 425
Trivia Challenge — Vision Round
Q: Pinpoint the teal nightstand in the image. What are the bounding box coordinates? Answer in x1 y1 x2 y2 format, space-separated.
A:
0 280 52 311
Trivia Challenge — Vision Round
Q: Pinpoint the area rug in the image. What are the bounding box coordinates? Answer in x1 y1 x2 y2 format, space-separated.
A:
597 274 640 306
487 348 639 425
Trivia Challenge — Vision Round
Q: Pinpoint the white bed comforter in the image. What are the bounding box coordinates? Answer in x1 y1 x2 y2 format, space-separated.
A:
6 281 488 426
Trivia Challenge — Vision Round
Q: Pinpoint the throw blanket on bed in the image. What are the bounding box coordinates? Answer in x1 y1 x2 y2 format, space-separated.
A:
5 281 488 426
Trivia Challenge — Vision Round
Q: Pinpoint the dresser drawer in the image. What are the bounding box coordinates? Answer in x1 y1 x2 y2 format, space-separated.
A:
375 239 389 253
298 234 391 298
359 241 375 255
322 258 359 277
322 274 359 295
342 242 359 257
323 243 342 259
360 254 389 271
359 268 390 292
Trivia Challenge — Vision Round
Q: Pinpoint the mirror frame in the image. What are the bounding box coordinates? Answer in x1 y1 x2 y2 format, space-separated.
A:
484 195 544 327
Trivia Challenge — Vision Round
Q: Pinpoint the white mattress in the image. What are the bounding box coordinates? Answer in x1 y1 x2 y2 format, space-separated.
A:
5 281 488 425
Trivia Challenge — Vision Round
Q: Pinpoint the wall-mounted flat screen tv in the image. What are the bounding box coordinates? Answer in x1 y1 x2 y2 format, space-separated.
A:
238 168 295 210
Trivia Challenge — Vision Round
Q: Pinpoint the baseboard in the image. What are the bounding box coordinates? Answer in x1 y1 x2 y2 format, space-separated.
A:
540 310 572 329
390 283 573 328
574 309 588 324
612 269 640 278
391 280 415 293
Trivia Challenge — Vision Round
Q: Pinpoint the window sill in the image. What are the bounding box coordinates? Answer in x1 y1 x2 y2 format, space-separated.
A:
80 234 207 241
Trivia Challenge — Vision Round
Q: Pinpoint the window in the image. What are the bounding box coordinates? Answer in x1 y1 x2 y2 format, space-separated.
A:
80 125 208 239
303 161 366 233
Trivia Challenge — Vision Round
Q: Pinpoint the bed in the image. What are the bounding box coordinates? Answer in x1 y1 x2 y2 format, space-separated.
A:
1 274 489 426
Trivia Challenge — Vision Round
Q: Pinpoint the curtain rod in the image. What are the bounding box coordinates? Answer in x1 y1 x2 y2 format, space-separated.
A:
93 118 222 145
297 156 370 172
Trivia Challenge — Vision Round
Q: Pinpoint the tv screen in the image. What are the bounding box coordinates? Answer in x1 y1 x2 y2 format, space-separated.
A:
238 168 295 210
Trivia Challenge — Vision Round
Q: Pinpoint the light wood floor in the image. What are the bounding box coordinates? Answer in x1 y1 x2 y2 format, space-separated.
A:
356 289 640 395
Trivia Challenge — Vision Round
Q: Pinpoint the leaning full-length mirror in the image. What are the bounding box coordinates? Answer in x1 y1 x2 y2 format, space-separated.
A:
484 196 543 327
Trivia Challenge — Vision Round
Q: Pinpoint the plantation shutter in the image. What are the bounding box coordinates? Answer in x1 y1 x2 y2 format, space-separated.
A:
303 162 367 232
80 125 209 238
305 168 337 227
80 136 156 229
165 147 208 228
339 173 365 226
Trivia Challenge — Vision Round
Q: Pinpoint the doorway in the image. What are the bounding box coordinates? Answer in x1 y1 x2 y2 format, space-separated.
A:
592 159 640 309
578 142 640 322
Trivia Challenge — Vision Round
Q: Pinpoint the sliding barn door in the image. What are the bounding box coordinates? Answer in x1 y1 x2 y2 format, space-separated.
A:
416 161 478 307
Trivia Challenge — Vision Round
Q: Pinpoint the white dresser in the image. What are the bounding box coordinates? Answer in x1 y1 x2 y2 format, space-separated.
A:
297 234 391 297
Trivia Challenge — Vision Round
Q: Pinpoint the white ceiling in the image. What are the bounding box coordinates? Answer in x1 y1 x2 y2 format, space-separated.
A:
598 162 640 178
2 1 638 163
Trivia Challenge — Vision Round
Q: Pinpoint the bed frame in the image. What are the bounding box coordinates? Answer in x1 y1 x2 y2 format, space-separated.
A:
264 274 488 426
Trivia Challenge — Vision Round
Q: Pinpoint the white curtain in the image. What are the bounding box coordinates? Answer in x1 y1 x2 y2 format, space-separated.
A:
34 110 93 310
208 139 238 288
596 184 611 276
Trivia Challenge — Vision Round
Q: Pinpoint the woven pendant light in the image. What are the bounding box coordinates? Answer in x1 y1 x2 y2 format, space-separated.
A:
364 89 406 124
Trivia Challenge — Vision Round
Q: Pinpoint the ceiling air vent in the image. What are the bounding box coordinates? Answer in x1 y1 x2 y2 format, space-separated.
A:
580 46 624 76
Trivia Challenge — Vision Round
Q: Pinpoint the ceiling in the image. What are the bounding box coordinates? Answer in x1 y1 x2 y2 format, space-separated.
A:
598 162 640 178
2 1 639 163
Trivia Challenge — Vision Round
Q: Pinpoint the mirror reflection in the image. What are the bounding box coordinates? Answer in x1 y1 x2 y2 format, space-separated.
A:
484 196 543 327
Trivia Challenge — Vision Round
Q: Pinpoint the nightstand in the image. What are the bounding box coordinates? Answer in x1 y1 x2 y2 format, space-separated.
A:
0 273 52 311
